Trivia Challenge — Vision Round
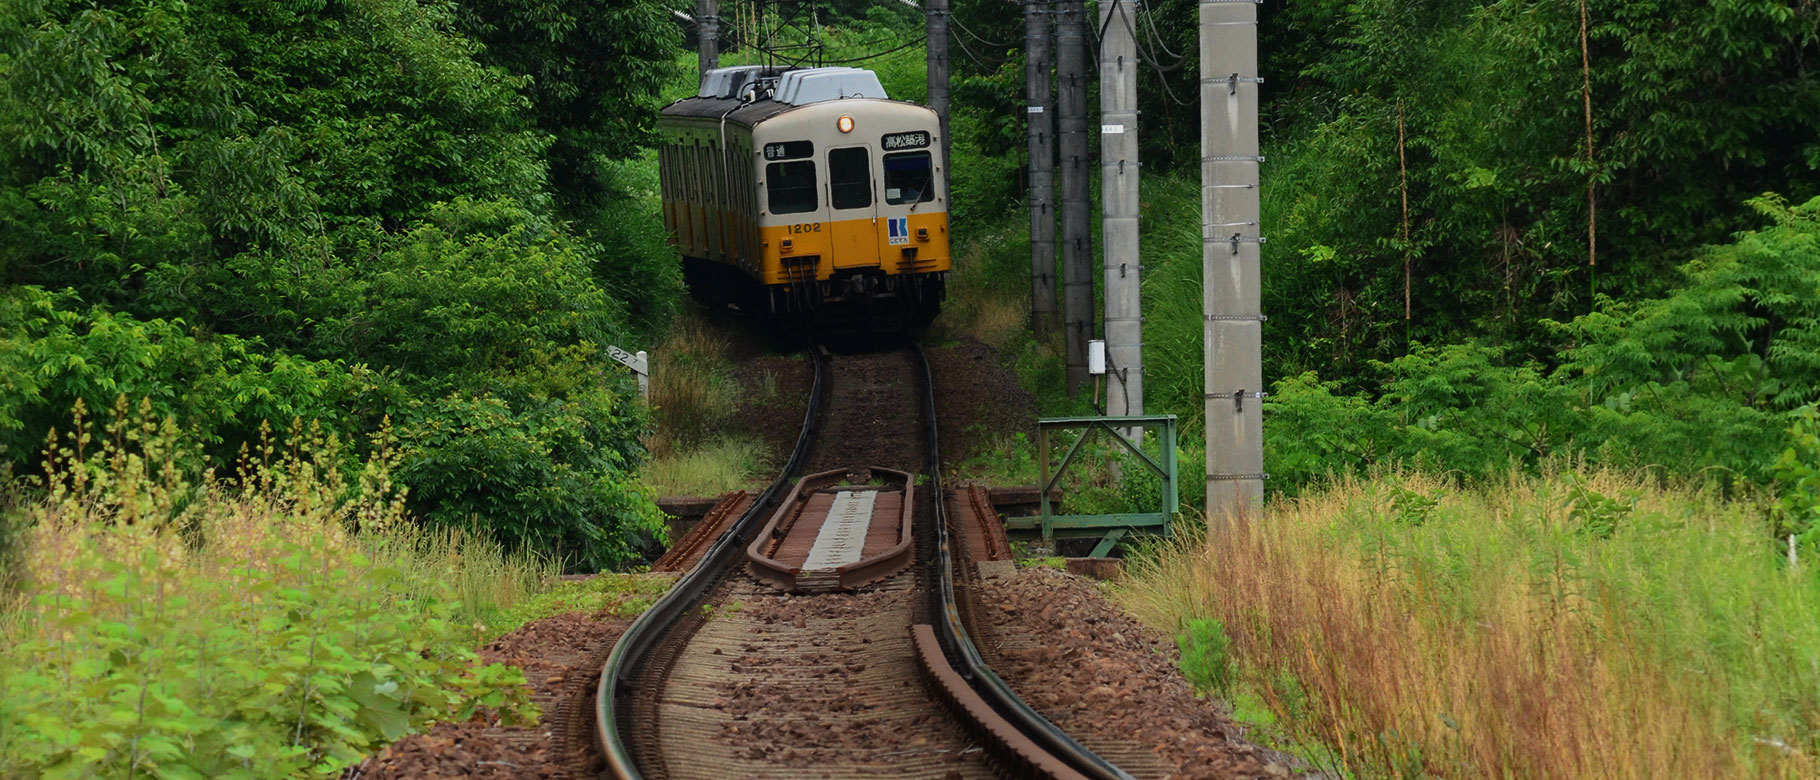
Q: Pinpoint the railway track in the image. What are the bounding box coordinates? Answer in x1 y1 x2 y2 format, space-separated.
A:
596 345 1136 779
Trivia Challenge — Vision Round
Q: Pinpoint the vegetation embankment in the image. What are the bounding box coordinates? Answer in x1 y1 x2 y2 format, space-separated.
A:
0 401 673 778
1122 471 1819 778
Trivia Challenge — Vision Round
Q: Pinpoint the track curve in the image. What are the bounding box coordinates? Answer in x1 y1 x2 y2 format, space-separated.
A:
596 344 1136 780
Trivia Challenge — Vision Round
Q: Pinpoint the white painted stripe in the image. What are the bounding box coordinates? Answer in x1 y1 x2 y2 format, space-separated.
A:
802 490 878 571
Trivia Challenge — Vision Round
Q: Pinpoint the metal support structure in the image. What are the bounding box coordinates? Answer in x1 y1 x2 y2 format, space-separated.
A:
1056 0 1093 396
1201 0 1264 525
696 0 719 78
1025 0 1059 340
1030 415 1178 553
926 0 952 195
1099 0 1143 428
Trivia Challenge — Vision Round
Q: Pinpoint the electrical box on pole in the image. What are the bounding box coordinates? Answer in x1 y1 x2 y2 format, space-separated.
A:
1099 0 1143 429
1201 0 1265 525
1026 0 1059 340
1057 0 1093 397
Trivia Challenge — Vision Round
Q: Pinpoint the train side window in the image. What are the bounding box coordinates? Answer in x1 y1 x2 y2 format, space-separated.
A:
662 144 676 199
828 147 872 210
766 160 817 214
883 151 935 205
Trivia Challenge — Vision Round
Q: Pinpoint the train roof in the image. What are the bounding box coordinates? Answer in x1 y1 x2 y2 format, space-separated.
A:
660 66 925 128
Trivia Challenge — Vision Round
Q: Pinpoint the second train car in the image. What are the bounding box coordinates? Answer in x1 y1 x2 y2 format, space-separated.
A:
658 66 950 329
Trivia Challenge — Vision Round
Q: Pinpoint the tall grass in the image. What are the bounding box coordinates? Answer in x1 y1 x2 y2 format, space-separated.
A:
937 219 1033 349
0 400 553 777
645 315 742 458
1122 469 1820 778
642 437 767 497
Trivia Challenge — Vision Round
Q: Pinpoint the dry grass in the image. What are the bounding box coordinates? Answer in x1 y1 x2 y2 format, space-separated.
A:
638 313 767 496
644 314 740 458
936 221 1031 349
1122 469 1820 778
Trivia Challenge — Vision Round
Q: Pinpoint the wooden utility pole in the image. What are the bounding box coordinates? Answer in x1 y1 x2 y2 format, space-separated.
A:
1026 0 1059 340
697 0 719 79
926 0 952 195
1100 0 1142 421
1202 0 1264 524
1057 0 1092 396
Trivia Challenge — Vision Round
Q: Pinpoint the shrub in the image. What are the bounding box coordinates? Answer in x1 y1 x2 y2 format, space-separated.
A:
1176 618 1235 697
0 404 541 778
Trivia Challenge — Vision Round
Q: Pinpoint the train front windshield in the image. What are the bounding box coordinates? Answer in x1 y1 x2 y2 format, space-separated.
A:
883 152 935 205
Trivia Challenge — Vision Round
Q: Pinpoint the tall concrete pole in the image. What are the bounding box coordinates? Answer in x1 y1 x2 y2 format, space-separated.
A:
697 0 719 79
926 0 951 195
1202 0 1264 523
1025 0 1059 340
1099 0 1141 423
1056 0 1093 396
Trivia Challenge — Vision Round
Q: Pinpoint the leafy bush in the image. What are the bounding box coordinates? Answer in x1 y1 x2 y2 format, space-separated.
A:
0 287 363 468
1252 195 1820 493
1773 406 1820 551
0 405 543 779
0 0 680 568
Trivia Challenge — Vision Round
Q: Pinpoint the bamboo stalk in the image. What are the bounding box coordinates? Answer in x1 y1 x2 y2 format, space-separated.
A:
1398 100 1411 346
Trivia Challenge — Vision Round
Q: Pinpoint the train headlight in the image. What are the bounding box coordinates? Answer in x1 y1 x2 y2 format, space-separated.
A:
836 115 855 134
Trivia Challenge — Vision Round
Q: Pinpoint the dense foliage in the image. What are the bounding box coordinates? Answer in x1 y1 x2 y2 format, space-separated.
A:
929 0 1820 525
0 0 681 567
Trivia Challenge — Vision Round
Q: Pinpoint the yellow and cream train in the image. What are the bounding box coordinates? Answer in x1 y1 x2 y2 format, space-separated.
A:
658 66 950 328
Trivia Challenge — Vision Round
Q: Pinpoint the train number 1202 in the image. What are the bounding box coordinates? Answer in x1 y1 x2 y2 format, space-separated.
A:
787 223 822 234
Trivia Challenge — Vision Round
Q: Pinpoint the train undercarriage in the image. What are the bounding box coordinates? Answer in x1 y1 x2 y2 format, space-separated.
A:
682 256 945 333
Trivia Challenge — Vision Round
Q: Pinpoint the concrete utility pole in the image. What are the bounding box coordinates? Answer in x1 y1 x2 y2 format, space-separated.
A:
1201 0 1264 524
697 0 719 79
1025 0 1059 340
1057 0 1093 396
1099 0 1142 423
926 0 951 194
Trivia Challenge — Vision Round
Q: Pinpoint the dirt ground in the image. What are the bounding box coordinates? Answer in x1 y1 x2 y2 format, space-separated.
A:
977 567 1295 779
354 611 630 779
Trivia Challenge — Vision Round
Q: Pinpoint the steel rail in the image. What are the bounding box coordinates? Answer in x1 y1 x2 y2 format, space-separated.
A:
596 347 830 778
598 344 1133 779
911 343 1137 780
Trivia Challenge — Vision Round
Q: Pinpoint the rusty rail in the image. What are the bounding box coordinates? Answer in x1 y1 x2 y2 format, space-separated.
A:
599 344 1133 780
909 344 1137 780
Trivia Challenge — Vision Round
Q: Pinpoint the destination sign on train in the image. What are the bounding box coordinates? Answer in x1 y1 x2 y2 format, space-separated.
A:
881 131 931 151
763 141 814 160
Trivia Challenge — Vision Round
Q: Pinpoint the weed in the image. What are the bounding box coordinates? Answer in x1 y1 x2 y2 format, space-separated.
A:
642 437 766 496
1176 618 1235 697
0 402 543 778
489 573 672 636
646 315 740 457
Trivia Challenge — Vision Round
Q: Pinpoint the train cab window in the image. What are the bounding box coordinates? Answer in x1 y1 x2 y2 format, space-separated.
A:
766 160 818 214
883 151 935 205
828 147 872 210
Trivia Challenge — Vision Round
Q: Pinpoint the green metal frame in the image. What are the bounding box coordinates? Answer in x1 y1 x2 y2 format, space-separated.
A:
1031 415 1178 555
